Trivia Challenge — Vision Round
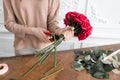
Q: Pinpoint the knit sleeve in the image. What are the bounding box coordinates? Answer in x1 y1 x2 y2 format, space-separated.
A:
3 0 26 38
47 0 60 33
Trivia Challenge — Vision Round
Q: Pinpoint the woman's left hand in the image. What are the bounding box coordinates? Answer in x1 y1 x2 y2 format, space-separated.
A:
55 25 74 41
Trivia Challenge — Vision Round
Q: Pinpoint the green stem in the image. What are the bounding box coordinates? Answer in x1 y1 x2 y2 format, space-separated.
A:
39 41 60 64
35 45 53 57
36 34 64 56
53 36 63 47
53 33 57 67
40 67 64 80
39 49 53 64
22 61 39 77
54 47 57 67
39 34 61 64
38 45 55 62
35 42 56 57
38 52 49 64
45 60 62 75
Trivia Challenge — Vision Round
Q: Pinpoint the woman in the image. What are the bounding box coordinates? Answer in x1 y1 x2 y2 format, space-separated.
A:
3 0 74 55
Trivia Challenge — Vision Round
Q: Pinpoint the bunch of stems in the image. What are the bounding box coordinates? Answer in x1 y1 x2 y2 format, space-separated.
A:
22 34 64 77
35 34 64 65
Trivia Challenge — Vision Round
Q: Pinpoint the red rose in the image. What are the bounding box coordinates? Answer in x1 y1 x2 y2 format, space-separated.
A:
65 12 72 20
79 26 92 40
64 19 69 26
81 21 91 30
70 12 76 18
78 14 88 22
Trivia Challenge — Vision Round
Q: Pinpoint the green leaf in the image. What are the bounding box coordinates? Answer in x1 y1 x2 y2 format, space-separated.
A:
75 55 84 61
72 61 84 71
103 64 113 72
93 71 105 79
74 49 83 55
84 55 91 60
88 61 105 74
90 58 96 63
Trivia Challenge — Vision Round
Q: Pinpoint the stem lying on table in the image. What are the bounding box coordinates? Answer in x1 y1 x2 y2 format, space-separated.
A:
45 60 62 75
22 61 40 77
40 67 64 80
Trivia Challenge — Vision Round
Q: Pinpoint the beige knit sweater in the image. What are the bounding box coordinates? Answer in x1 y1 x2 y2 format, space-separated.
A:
3 0 60 55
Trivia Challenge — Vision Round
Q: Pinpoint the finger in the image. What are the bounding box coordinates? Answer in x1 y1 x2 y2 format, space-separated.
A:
63 31 70 41
39 32 51 43
64 30 74 41
65 26 71 30
65 26 74 31
71 30 74 37
68 31 73 40
71 27 74 31
41 28 49 32
42 34 51 43
54 28 63 35
69 30 74 39
68 27 74 31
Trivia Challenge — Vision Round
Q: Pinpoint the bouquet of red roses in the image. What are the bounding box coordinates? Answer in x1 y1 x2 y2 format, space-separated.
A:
22 12 93 77
64 12 92 40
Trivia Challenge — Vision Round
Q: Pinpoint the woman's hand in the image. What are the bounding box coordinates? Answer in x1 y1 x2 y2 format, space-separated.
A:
55 25 74 41
26 27 51 43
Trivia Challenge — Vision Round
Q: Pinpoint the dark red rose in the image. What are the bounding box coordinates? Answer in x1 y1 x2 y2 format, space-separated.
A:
78 27 92 40
70 13 76 18
65 12 72 20
64 19 69 26
74 17 83 24
81 21 91 30
78 14 88 22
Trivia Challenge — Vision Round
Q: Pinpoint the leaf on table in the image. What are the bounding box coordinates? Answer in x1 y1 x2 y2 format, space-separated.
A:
72 61 84 71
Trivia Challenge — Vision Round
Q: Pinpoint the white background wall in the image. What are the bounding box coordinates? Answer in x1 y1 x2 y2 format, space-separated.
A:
84 0 120 47
0 0 120 57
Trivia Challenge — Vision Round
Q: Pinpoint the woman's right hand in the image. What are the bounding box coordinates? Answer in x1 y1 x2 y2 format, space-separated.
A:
54 26 74 41
26 27 51 43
